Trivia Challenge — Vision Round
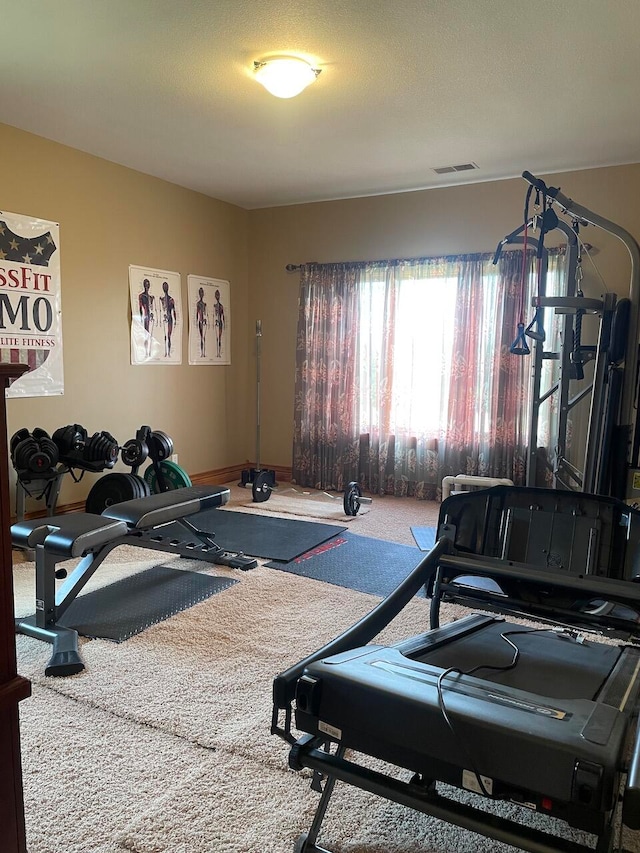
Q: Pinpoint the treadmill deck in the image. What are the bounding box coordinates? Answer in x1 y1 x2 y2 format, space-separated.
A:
294 614 640 830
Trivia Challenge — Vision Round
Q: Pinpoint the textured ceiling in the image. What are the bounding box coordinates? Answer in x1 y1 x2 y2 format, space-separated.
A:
3 0 640 209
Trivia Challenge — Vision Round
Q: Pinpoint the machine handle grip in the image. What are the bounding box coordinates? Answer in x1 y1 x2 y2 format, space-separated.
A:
522 170 548 191
522 171 566 205
623 716 640 829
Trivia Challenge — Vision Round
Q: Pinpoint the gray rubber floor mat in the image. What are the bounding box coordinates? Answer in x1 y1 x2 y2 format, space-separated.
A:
56 565 238 642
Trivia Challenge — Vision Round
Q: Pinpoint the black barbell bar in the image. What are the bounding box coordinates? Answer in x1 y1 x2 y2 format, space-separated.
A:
252 476 373 516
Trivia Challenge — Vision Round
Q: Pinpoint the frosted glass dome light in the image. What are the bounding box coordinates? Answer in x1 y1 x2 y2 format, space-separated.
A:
253 57 320 99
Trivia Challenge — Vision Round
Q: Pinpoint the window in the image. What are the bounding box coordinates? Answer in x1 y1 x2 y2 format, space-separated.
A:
292 251 566 495
358 261 563 442
359 272 457 436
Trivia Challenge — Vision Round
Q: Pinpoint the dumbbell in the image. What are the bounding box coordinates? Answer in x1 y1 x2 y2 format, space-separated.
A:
10 427 59 476
83 431 119 468
51 424 88 460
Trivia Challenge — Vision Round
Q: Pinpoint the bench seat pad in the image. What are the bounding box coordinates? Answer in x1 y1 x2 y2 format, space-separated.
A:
11 515 128 557
102 484 230 529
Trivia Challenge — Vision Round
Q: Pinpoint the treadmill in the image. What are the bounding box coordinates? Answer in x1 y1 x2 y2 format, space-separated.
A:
272 487 640 853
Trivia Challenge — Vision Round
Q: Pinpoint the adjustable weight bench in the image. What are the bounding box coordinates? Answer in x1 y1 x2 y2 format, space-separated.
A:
272 487 640 853
14 485 255 676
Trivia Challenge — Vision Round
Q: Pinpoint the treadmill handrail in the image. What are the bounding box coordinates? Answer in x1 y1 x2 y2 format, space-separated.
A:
272 536 452 708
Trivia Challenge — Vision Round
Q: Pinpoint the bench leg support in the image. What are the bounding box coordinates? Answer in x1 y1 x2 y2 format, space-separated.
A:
15 615 84 677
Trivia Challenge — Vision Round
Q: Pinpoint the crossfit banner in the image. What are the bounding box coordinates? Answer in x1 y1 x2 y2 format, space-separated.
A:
129 265 182 365
187 275 230 365
0 211 64 397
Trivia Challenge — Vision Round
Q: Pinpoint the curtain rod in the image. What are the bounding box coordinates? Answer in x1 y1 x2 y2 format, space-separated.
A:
284 244 584 272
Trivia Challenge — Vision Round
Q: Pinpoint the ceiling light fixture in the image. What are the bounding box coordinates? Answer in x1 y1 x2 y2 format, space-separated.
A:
253 56 321 99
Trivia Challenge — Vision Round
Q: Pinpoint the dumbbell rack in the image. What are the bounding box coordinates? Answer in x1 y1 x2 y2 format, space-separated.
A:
15 470 66 523
12 423 192 522
11 424 120 529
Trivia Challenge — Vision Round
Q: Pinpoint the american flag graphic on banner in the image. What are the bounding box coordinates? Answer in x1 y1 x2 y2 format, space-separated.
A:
0 220 56 265
0 212 63 397
0 346 49 371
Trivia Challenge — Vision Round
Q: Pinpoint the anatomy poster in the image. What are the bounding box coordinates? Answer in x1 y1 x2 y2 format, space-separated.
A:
129 265 182 365
0 210 64 397
187 275 230 365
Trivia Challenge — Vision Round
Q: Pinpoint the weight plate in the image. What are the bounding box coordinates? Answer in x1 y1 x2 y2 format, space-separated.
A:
137 473 152 498
121 472 139 499
121 438 149 468
343 481 362 516
85 473 139 514
142 464 156 491
10 428 30 456
143 459 192 493
252 470 273 503
148 430 174 462
124 473 151 499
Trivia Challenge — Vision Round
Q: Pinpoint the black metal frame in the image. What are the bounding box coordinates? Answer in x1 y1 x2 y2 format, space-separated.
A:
288 739 615 853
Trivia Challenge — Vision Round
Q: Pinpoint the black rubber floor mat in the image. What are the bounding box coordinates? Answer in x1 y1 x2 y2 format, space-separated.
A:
57 566 237 642
169 510 347 562
265 531 426 599
411 526 437 551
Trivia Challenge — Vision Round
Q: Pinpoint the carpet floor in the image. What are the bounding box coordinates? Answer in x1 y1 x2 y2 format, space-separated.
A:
12 485 634 853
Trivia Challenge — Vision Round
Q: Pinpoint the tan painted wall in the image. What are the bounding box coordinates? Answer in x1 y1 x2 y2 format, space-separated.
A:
248 164 640 467
0 123 250 507
3 118 638 501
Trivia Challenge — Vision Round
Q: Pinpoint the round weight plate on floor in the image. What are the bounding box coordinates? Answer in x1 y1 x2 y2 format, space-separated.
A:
85 473 139 514
143 459 192 493
343 481 362 516
252 470 273 503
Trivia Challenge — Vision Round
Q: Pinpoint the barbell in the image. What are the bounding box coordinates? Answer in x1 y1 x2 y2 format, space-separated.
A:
251 472 372 516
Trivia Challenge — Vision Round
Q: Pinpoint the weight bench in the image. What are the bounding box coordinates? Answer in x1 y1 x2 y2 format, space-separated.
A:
272 487 640 853
14 485 255 676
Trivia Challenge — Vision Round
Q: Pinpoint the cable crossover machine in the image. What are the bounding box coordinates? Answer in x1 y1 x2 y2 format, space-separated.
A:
494 172 640 499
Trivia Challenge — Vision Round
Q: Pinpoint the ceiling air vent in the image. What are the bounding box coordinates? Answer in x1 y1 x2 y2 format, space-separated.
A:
433 162 479 174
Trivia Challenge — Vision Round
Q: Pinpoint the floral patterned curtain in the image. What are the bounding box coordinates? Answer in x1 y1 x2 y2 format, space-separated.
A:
439 251 532 491
291 251 565 498
291 263 362 490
